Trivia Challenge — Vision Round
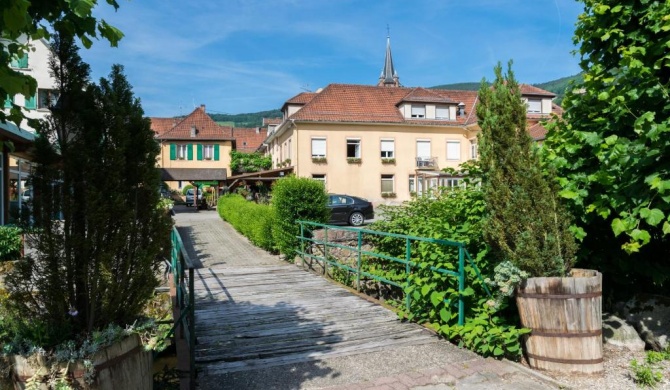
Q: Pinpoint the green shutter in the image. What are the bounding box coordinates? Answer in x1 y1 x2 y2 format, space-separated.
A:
214 144 220 161
11 54 28 69
4 95 12 108
197 144 203 160
170 144 176 160
25 92 36 109
187 144 194 160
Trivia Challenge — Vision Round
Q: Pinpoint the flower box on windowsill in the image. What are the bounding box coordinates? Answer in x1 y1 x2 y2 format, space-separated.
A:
312 157 327 164
381 158 396 164
381 192 397 198
347 157 362 164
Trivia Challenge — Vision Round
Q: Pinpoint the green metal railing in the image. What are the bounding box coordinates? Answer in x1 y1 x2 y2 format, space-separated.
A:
169 226 196 389
296 221 490 326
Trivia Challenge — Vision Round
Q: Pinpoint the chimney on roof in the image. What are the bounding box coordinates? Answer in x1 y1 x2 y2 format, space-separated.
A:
200 104 206 112
458 102 466 117
256 127 260 134
190 125 197 138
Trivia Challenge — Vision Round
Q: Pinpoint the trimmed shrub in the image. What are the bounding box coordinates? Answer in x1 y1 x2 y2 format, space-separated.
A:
217 194 276 252
0 226 22 261
271 176 329 259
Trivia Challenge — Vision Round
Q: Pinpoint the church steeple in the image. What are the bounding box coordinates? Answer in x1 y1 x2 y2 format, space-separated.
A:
378 31 400 87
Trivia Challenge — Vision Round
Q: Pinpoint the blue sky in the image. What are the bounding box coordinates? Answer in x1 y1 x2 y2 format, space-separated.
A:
80 0 585 118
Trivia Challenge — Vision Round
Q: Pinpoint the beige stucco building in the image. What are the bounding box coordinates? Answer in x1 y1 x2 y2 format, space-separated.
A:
265 37 559 204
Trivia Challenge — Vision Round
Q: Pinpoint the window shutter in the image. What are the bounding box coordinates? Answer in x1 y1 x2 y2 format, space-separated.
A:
197 144 203 160
187 144 194 160
214 144 220 161
447 141 461 160
4 95 12 108
25 92 36 110
170 144 176 160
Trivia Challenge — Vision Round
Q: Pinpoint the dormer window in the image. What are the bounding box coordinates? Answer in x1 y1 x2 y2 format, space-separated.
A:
190 125 197 137
526 98 542 114
411 105 425 118
435 106 450 120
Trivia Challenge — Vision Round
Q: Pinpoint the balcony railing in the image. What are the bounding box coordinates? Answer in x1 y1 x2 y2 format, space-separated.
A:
416 156 437 169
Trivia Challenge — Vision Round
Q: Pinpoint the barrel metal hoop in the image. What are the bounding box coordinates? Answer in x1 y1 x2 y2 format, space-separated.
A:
527 352 604 365
517 291 601 299
530 329 602 338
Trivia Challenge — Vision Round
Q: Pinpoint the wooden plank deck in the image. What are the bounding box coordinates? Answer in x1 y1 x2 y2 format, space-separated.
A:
193 264 438 376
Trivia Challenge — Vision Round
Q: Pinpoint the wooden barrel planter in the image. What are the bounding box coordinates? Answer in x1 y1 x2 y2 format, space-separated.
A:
10 334 152 390
516 268 603 374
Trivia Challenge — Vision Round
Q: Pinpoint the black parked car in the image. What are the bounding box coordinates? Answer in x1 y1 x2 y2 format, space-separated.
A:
327 194 374 226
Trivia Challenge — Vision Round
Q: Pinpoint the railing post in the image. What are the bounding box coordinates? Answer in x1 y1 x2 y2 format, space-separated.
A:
356 230 362 291
323 226 329 277
405 238 411 313
300 222 305 270
458 245 465 326
188 266 196 389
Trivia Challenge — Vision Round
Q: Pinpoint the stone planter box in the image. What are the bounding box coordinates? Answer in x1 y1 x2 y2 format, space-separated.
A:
10 334 152 390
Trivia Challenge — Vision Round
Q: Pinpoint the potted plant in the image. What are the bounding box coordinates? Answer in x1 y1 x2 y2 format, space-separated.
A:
347 157 362 164
381 158 395 164
312 157 327 164
0 34 172 388
477 62 602 374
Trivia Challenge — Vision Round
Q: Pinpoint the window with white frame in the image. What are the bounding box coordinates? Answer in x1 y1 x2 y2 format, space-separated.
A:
347 139 361 158
177 144 188 160
311 138 326 158
440 178 463 188
312 174 326 186
411 105 426 118
446 141 461 161
288 139 292 160
435 106 450 119
38 89 59 109
380 139 394 158
526 98 542 113
203 144 214 160
381 174 395 193
470 140 478 159
416 140 431 161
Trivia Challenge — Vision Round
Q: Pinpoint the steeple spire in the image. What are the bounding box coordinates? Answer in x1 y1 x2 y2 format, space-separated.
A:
378 29 400 87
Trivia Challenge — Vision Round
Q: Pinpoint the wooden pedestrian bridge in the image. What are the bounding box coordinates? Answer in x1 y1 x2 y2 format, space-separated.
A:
167 208 555 390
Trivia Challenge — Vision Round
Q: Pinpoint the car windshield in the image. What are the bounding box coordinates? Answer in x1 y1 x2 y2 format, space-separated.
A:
186 189 194 195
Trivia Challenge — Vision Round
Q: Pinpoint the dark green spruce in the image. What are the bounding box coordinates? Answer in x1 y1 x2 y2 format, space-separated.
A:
477 62 577 277
4 33 171 345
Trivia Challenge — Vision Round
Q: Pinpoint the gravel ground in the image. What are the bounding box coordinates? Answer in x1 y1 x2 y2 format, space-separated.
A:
543 345 670 389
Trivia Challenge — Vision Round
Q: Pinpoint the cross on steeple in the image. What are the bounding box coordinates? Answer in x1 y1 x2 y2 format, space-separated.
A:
378 28 400 87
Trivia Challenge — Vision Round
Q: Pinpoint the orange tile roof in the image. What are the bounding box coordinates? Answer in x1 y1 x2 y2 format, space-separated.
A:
263 117 282 126
288 84 479 125
286 92 317 104
520 84 556 97
232 127 267 152
157 105 234 141
528 122 548 140
150 117 179 136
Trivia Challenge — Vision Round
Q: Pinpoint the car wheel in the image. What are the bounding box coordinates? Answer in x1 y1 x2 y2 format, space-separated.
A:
349 212 364 226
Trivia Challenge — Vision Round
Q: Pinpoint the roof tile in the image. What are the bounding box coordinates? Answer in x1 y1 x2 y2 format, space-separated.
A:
157 106 233 140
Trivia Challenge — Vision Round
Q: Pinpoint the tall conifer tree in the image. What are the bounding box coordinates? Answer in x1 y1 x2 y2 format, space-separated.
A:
477 62 576 277
6 33 171 342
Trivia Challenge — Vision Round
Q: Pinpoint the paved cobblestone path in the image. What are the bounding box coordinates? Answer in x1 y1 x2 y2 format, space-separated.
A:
173 206 565 390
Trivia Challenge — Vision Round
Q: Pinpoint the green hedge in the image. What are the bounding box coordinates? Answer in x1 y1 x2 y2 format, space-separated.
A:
0 226 22 261
271 176 329 259
217 194 276 252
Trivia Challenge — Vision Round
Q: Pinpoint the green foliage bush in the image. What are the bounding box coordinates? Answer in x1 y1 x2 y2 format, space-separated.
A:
181 184 193 195
0 226 22 261
543 1 670 292
368 166 527 360
230 150 272 174
271 176 329 259
217 194 276 252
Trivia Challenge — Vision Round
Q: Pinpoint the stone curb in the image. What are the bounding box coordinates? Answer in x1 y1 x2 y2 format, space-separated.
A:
499 359 572 389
